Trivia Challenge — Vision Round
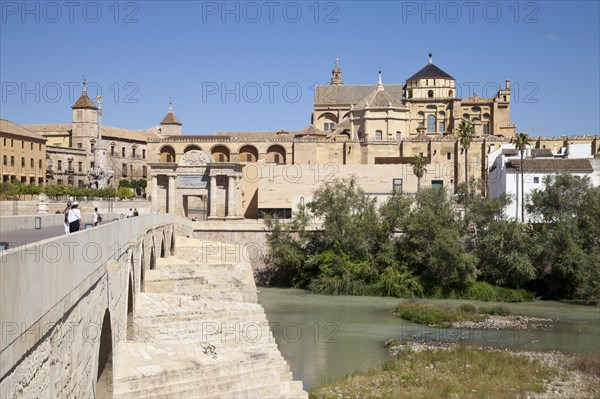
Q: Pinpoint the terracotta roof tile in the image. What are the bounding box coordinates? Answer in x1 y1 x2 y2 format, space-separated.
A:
71 91 97 109
0 119 47 141
160 112 182 125
506 158 593 173
315 84 404 105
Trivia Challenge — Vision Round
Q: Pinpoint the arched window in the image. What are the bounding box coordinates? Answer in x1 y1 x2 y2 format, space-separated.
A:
448 89 453 97
483 113 490 120
428 90 434 98
462 113 470 120
396 131 401 140
211 145 230 162
239 145 258 162
266 145 286 164
160 146 176 163
427 115 436 133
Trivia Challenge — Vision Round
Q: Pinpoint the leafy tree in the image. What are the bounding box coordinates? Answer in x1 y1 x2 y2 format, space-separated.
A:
119 179 131 188
510 132 532 222
527 174 600 300
456 120 475 192
399 188 478 294
411 154 428 192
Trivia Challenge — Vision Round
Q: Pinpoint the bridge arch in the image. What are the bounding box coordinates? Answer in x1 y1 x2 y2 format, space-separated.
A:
96 309 114 398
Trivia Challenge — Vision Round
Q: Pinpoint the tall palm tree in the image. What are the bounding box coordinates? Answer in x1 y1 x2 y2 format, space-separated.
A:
510 132 532 222
411 154 428 193
456 120 475 192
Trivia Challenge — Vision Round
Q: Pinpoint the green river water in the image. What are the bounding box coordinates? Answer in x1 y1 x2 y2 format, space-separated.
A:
257 288 600 390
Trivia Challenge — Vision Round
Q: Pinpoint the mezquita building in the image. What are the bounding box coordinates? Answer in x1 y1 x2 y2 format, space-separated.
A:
9 55 598 219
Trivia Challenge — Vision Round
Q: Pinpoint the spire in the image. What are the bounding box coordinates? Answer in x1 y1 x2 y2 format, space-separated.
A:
429 52 433 65
160 100 182 126
330 57 343 85
72 79 97 110
377 69 384 91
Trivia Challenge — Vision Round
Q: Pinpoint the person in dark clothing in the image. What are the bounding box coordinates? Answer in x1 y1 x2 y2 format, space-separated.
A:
67 202 81 233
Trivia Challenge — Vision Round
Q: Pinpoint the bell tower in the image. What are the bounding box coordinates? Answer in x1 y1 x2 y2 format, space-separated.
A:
330 58 343 86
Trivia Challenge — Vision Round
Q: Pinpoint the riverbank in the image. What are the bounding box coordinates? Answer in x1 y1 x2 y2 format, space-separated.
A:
310 341 600 399
395 301 554 329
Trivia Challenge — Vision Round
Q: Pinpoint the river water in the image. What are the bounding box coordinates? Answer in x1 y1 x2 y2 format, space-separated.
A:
257 288 600 390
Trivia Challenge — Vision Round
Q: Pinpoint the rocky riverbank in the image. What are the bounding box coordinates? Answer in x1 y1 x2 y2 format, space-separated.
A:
384 340 600 399
451 314 554 330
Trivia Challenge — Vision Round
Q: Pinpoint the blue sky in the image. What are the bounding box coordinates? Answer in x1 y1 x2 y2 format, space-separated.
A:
1 1 599 136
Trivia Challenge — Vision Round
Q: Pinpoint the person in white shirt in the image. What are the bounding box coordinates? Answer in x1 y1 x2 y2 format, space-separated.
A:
67 202 82 233
92 207 100 227
127 208 133 218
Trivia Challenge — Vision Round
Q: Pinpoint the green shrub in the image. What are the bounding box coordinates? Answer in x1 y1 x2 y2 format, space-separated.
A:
395 302 454 327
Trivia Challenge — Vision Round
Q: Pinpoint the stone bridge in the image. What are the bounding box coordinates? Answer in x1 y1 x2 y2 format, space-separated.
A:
0 215 306 398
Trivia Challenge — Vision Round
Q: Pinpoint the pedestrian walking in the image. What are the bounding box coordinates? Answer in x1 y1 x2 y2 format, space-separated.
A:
93 207 102 227
67 202 82 233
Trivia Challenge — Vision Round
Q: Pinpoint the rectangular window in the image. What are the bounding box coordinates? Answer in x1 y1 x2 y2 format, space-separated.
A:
483 124 489 135
78 162 82 172
39 159 42 169
21 157 25 167
58 160 62 171
90 162 95 169
132 148 136 157
431 180 444 189
91 143 94 153
142 166 147 178
246 154 252 162
122 147 125 157
122 163 127 177
30 143 33 150
142 149 146 159
274 154 280 164
2 155 6 165
533 176 540 184
68 160 72 171
21 141 24 149
39 144 41 151
219 154 224 162
111 146 115 156
11 140 14 147
439 121 445 132
475 157 480 166
375 130 383 140
447 152 452 160
393 178 403 193
10 156 14 166
78 180 84 188
30 158 34 168
77 143 83 149
57 179 63 185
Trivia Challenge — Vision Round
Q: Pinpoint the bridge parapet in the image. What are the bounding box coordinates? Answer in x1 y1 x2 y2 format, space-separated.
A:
0 214 193 396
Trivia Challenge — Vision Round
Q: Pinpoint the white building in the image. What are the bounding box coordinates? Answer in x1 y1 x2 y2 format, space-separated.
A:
488 155 595 221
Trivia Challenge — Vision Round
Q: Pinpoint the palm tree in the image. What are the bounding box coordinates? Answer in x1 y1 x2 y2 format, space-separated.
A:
411 154 428 193
456 120 475 192
510 132 532 222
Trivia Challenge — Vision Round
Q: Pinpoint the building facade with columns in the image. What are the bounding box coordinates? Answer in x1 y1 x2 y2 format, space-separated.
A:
5 56 599 219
